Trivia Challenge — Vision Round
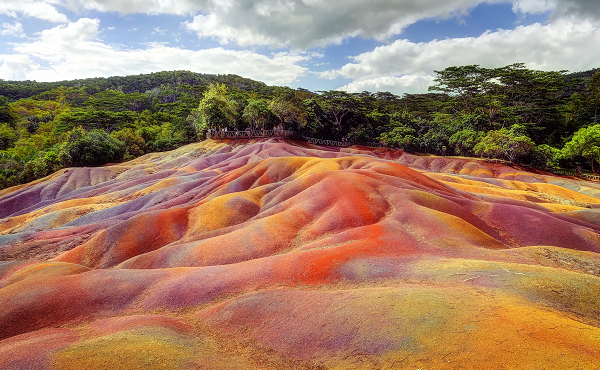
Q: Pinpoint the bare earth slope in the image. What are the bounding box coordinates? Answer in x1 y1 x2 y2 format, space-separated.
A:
1 139 600 369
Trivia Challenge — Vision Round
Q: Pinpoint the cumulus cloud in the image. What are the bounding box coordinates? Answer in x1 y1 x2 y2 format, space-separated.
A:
8 0 494 48
183 13 282 47
70 0 205 15
88 0 600 49
0 22 26 38
181 0 505 49
552 0 600 19
1 0 598 92
0 1 68 22
0 18 309 85
0 55 40 80
513 0 600 19
2 1 599 50
339 76 435 95
512 0 556 14
323 18 600 95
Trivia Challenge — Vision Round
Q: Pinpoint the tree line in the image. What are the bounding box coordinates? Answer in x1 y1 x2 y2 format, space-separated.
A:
0 64 599 190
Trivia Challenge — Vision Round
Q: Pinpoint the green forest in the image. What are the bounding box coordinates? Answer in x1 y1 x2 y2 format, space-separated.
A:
1 64 599 190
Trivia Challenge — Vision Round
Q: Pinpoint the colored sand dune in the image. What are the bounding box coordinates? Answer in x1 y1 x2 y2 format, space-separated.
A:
1 139 600 369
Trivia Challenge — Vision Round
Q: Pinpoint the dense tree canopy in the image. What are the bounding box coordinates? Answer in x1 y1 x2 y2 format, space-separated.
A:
0 64 599 190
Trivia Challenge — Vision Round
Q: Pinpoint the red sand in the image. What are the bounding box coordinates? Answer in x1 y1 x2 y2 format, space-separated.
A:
1 138 599 369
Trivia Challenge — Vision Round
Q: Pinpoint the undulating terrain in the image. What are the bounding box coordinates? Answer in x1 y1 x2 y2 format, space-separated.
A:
1 139 600 369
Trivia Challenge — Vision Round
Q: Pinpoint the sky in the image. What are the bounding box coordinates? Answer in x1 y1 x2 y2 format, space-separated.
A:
0 0 599 95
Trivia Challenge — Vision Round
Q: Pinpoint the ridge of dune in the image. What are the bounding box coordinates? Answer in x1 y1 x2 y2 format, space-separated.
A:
1 138 600 369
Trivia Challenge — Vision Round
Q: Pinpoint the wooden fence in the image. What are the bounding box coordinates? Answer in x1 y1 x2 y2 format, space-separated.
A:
580 173 600 182
305 137 349 147
548 168 600 182
206 129 294 140
206 130 384 148
304 137 384 148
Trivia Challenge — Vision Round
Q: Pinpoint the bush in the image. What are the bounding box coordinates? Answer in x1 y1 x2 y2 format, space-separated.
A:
0 123 17 150
474 125 535 163
59 128 126 166
531 144 561 169
33 150 62 178
111 128 147 160
449 129 483 156
379 125 417 150
138 123 186 153
0 157 21 188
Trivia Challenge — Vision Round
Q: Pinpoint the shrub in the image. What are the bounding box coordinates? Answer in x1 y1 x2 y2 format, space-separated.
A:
474 125 535 163
111 128 147 160
59 128 126 166
531 144 561 169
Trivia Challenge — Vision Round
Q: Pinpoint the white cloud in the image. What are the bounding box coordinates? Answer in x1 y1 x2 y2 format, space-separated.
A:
67 0 205 15
512 0 556 14
323 18 600 95
0 18 309 85
339 75 435 94
22 2 69 22
152 27 167 35
0 1 68 22
1 22 26 38
0 1 598 93
1 1 598 50
184 13 282 47
184 0 600 49
33 0 502 49
0 55 40 80
180 0 507 49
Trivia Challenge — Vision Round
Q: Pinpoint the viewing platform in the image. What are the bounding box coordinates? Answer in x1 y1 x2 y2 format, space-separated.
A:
551 169 600 182
206 129 384 148
206 129 295 140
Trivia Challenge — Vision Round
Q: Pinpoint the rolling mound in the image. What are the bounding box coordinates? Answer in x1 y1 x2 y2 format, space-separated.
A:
1 139 600 369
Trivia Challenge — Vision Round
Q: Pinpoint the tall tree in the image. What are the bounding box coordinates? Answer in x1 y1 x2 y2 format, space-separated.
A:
428 65 493 111
589 70 600 123
315 90 361 132
270 88 307 130
187 83 237 136
562 124 600 173
242 99 275 130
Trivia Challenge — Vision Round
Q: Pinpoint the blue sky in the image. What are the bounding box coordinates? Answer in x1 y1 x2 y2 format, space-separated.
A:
0 0 599 95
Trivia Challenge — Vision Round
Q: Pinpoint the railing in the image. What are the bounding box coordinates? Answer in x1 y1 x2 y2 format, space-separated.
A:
552 169 576 176
304 137 384 148
207 129 294 140
548 168 600 182
483 158 510 165
206 130 384 148
581 173 600 182
359 141 385 148
305 137 350 147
